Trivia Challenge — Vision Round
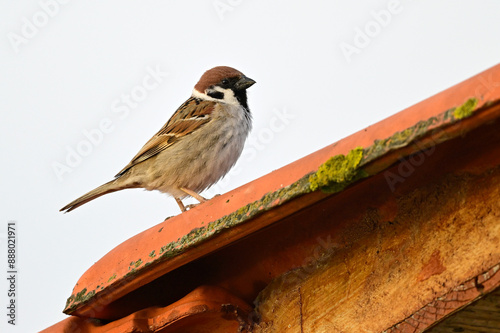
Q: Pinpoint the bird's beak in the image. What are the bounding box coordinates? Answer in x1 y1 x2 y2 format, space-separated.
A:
235 75 256 90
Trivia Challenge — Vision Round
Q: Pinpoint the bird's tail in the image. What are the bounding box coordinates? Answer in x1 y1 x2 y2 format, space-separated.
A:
60 179 138 213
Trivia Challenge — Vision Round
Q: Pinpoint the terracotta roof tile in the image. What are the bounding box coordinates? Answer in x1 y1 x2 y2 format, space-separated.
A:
43 64 500 331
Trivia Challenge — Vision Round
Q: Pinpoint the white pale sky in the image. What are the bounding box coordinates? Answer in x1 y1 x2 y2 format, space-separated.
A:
1 1 500 331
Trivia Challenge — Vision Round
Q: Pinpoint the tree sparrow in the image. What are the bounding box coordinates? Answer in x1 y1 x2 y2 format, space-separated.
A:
60 66 255 213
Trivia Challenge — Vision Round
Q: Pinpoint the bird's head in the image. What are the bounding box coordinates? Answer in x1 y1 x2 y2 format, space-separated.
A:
193 66 255 109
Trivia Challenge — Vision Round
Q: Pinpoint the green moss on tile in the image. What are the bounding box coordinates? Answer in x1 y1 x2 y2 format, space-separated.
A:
157 175 312 261
76 288 94 302
361 110 461 165
65 287 97 312
309 147 367 193
364 126 418 162
124 268 137 278
128 259 143 270
107 273 117 283
65 295 74 308
453 98 478 120
149 250 156 258
362 98 478 167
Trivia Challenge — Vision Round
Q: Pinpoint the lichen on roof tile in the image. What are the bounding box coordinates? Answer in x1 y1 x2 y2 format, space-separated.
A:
309 147 366 193
453 97 478 120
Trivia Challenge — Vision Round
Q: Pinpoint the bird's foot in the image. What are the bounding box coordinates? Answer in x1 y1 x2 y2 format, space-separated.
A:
185 203 201 210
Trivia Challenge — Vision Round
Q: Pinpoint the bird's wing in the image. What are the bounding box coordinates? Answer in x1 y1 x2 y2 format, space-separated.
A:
115 97 216 177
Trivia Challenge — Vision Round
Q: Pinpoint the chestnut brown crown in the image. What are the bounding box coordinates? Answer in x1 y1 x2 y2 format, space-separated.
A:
194 66 245 92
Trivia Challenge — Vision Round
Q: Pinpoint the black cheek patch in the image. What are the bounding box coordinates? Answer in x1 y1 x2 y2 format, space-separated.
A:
207 91 224 99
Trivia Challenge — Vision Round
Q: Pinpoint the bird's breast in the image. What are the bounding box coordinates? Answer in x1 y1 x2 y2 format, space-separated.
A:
147 103 252 195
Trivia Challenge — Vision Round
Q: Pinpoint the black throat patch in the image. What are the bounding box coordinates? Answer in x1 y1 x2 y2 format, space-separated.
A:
207 91 224 99
233 89 250 112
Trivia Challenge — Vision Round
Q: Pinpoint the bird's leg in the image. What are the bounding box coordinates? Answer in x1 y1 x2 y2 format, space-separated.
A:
175 197 186 212
179 187 207 203
174 188 208 212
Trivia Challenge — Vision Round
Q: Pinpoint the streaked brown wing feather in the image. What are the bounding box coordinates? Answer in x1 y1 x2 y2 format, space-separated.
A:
115 98 215 177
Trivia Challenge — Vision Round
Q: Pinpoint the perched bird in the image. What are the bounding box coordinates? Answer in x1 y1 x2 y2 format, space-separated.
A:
60 66 255 213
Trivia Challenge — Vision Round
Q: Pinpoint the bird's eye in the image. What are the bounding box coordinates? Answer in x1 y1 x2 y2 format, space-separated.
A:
221 79 229 85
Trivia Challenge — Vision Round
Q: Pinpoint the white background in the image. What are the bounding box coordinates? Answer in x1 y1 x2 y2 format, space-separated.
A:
1 1 500 331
